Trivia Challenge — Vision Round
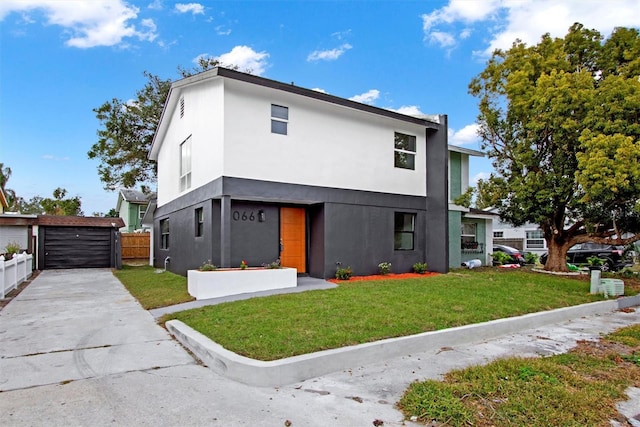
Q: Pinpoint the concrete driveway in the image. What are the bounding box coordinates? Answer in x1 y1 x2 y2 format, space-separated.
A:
1 269 639 426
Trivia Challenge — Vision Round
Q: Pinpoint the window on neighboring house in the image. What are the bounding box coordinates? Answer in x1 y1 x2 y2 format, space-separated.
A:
160 219 170 249
461 222 477 249
394 212 415 250
195 207 204 237
271 104 288 135
180 96 185 118
180 136 192 192
394 132 416 170
494 231 504 238
138 205 146 220
526 230 545 249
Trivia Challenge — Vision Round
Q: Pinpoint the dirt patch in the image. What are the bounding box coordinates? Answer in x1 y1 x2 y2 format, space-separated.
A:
329 272 440 283
0 270 40 311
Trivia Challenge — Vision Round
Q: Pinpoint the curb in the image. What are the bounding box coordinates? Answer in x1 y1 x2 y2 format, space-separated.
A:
166 295 640 387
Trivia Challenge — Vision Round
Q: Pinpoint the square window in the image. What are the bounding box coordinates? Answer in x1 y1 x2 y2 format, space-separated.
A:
195 207 204 237
394 212 415 250
160 219 169 249
394 132 416 170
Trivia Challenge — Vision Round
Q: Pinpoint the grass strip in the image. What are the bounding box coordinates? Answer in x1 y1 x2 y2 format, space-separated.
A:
162 269 602 360
115 265 193 309
398 324 640 426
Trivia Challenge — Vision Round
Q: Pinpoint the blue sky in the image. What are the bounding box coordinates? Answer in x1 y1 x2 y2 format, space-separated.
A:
1 0 639 215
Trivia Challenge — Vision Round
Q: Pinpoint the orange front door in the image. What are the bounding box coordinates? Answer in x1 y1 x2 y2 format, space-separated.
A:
280 207 306 273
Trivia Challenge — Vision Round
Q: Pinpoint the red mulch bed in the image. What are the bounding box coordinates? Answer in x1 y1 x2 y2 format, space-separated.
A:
329 272 439 283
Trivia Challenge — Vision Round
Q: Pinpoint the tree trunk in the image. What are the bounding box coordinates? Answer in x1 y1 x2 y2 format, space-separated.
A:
544 239 570 272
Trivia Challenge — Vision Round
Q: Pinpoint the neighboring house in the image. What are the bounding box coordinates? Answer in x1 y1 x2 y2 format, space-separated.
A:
447 146 496 268
148 67 450 278
116 189 155 233
0 213 37 256
491 211 548 256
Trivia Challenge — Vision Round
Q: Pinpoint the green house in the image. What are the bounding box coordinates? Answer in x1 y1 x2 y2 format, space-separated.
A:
116 190 156 233
448 146 496 268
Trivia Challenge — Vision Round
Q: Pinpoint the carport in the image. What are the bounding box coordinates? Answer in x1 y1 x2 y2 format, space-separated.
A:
37 216 124 270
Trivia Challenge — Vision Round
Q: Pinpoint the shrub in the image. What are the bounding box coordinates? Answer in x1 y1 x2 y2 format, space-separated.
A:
5 241 20 255
524 252 539 265
413 262 428 274
335 266 353 280
200 260 217 271
491 251 512 265
378 262 392 275
263 259 282 269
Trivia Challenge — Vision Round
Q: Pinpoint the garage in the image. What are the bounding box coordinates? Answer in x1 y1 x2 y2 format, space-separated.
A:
37 216 124 270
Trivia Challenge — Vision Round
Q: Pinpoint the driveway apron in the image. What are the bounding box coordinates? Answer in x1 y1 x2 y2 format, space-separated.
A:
0 269 194 391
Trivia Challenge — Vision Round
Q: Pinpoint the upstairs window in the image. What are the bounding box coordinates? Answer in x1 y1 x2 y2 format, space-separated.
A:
394 212 415 250
180 96 185 118
160 219 170 249
138 205 146 220
271 104 288 135
394 132 416 170
195 207 204 237
493 231 504 238
180 136 192 192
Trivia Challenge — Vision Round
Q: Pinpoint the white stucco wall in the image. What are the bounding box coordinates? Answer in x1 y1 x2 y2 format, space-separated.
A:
0 225 29 252
155 76 428 206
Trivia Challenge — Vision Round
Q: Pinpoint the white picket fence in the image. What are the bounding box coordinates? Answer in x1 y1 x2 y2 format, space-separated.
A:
0 252 33 299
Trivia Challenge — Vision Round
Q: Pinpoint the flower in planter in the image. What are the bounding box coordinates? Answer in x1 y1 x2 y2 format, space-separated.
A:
200 260 217 271
240 260 248 270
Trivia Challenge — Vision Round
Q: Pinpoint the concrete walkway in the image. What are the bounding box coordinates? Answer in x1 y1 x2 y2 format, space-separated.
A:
1 269 639 426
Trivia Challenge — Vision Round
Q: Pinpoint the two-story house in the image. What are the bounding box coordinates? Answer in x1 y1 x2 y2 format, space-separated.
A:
115 189 155 233
448 146 495 267
149 67 450 278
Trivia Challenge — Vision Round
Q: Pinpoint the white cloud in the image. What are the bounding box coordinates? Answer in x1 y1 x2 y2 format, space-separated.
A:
422 0 640 56
175 3 204 15
148 0 164 11
0 0 158 48
349 89 379 105
307 43 352 62
216 25 231 36
199 46 269 76
389 105 425 116
449 123 480 146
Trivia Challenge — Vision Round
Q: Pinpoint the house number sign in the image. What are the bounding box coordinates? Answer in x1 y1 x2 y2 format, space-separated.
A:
232 210 264 221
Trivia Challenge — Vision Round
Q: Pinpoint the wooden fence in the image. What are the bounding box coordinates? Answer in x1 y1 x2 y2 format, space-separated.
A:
121 233 150 260
1 252 33 298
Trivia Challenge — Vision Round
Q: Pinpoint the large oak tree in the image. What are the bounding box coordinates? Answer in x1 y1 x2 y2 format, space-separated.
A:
470 23 640 272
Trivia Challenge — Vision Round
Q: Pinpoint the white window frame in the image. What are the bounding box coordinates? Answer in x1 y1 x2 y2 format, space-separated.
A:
138 205 146 220
271 104 288 135
394 212 416 250
180 136 192 192
394 132 416 170
526 230 545 249
160 219 170 249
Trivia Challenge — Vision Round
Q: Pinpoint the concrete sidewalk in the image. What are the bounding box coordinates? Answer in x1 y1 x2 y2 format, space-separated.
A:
1 269 639 426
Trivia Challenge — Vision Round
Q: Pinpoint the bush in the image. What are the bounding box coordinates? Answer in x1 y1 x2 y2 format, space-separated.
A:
524 252 539 265
4 240 20 255
335 266 353 280
378 262 392 275
199 260 217 271
413 262 428 274
491 251 512 265
262 259 282 269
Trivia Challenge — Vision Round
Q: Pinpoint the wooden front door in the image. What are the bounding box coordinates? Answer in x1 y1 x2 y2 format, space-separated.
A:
280 207 306 273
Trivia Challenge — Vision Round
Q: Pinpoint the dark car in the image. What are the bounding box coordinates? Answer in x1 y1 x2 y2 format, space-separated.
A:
493 244 526 266
540 242 631 271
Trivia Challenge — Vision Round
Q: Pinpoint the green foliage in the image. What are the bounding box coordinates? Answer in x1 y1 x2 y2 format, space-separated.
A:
199 260 217 271
491 251 512 265
377 262 392 275
524 252 539 264
335 266 352 280
262 259 281 269
4 240 21 255
469 23 640 272
40 187 82 216
452 187 473 208
412 262 428 274
586 256 604 266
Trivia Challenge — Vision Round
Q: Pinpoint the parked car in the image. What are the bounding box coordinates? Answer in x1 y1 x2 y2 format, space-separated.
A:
539 242 631 271
492 244 526 266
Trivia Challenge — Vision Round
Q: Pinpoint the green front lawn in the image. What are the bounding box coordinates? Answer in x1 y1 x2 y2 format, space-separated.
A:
115 265 193 309
161 269 603 361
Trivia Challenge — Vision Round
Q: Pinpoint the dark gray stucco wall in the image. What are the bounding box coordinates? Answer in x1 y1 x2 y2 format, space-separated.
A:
308 204 325 278
229 201 280 268
425 114 450 273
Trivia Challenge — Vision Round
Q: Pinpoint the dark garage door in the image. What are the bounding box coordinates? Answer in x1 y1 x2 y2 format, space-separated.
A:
43 226 113 269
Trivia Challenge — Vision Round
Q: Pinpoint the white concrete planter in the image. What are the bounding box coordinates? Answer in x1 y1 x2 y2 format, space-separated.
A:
187 267 297 300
